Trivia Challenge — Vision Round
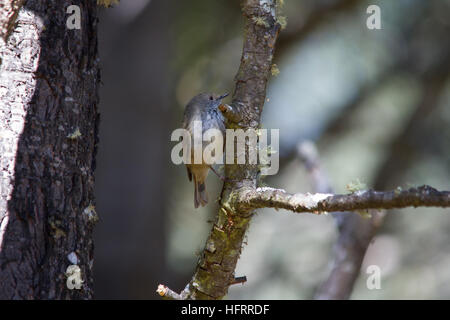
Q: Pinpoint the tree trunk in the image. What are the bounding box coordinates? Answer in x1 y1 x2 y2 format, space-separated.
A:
0 0 99 299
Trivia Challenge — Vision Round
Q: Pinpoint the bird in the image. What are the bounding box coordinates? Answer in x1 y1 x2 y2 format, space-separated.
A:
182 92 228 208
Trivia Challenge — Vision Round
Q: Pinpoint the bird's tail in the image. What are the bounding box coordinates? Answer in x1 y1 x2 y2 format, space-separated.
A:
194 176 208 208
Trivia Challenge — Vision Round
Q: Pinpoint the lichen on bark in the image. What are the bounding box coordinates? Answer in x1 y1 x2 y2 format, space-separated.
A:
0 0 100 299
183 0 281 300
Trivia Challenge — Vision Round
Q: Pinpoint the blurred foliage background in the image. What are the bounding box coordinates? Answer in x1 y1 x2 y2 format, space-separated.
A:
94 0 450 299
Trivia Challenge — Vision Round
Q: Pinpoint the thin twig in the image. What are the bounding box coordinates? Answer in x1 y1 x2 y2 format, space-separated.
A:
230 276 247 285
156 284 183 300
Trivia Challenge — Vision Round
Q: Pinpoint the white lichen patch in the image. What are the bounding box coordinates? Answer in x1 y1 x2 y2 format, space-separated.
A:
156 284 167 296
256 186 285 193
83 203 98 223
354 189 367 197
271 64 280 76
67 127 81 139
80 166 88 176
67 251 79 265
276 15 287 30
290 192 332 210
206 240 216 253
259 0 276 17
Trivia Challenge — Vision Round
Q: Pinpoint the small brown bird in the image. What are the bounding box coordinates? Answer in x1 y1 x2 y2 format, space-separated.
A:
183 92 228 208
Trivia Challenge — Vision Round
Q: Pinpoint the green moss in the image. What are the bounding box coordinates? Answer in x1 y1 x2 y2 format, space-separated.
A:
271 64 280 76
252 16 269 28
276 16 287 30
346 178 367 193
356 209 372 219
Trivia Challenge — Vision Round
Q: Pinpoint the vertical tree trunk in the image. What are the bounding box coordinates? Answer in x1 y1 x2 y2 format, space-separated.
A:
0 0 99 299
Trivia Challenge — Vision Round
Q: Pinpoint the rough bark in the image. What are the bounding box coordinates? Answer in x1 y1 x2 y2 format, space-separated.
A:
0 0 24 43
0 0 100 299
235 185 450 213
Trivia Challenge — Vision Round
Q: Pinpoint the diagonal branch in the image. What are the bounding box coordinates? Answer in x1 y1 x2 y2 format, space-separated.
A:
235 185 450 214
157 0 281 300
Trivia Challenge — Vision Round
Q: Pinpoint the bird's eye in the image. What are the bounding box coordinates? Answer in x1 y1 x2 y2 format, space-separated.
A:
209 96 214 100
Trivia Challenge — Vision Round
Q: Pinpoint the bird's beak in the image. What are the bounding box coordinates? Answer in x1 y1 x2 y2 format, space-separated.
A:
216 93 229 101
